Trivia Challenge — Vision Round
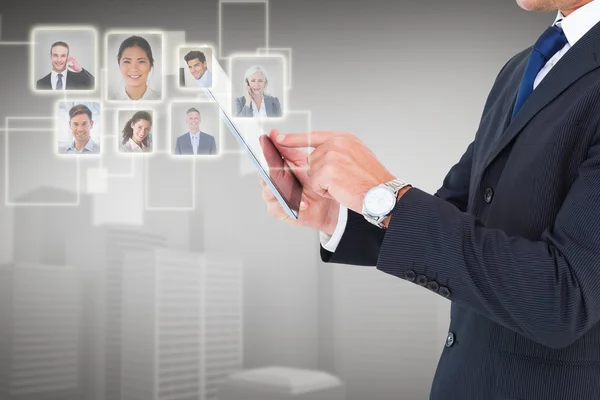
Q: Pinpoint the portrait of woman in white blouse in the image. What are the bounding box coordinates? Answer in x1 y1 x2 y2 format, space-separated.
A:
119 110 153 153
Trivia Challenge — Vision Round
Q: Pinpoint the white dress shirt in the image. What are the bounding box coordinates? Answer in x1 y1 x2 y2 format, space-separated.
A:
320 0 600 253
197 69 212 87
251 95 268 118
121 138 148 153
51 69 68 90
117 85 161 101
189 131 200 154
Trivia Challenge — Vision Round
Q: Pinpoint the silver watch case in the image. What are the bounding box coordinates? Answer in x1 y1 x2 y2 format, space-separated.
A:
361 179 409 228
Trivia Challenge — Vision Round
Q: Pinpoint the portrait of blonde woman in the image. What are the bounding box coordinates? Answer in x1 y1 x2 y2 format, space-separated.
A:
234 65 282 118
119 110 153 153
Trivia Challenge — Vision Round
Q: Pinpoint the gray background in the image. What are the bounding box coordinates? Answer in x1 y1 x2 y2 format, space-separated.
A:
32 28 96 90
170 101 220 154
105 32 163 100
0 0 554 399
221 2 267 58
179 45 214 87
117 109 154 151
231 56 285 115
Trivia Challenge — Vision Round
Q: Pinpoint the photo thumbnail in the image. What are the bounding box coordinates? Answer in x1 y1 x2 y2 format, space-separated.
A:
32 27 96 91
171 101 219 156
179 45 214 89
118 109 155 153
106 32 163 101
56 101 101 154
231 55 286 119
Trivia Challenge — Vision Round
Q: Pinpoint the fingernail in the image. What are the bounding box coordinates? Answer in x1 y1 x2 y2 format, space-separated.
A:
300 201 308 209
276 134 285 143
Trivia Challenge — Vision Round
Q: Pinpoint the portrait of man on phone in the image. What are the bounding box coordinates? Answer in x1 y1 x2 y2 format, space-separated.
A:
36 41 95 90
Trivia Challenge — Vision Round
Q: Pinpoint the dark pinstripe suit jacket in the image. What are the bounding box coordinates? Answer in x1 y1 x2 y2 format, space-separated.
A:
321 21 600 400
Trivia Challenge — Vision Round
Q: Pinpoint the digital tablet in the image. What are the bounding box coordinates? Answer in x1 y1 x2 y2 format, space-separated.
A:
205 88 303 220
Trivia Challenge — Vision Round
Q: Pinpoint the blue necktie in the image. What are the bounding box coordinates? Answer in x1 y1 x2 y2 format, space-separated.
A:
511 24 568 120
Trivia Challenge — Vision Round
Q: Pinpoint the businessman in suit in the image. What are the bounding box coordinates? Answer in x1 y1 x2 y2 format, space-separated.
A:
36 41 95 90
174 108 217 155
259 0 600 398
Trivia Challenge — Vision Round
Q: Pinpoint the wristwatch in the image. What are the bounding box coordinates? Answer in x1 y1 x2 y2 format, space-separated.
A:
361 179 410 229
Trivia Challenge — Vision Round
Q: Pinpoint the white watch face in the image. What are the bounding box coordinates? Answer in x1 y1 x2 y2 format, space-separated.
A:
364 186 396 217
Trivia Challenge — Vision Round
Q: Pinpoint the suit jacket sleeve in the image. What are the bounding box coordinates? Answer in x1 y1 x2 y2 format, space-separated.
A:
79 68 95 87
211 137 216 154
320 140 475 266
36 74 51 90
175 137 181 154
375 130 600 349
317 54 520 266
273 97 282 117
235 97 252 117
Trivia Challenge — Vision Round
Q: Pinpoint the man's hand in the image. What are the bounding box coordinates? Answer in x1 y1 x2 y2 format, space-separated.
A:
258 129 340 235
67 56 82 73
276 131 399 213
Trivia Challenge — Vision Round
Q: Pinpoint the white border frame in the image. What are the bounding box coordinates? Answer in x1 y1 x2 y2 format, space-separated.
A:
218 0 269 60
54 99 103 157
98 135 137 178
114 108 157 156
176 44 217 92
103 30 166 104
228 53 288 121
257 47 292 90
29 25 99 95
167 99 224 160
5 117 80 207
144 154 196 212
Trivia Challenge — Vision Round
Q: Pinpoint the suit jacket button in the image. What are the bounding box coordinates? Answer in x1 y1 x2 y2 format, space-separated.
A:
416 275 428 286
446 332 455 347
439 286 451 298
484 188 494 203
427 281 439 292
404 270 416 282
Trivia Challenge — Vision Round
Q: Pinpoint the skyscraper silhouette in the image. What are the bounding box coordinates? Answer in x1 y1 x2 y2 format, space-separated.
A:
0 263 84 400
121 249 243 400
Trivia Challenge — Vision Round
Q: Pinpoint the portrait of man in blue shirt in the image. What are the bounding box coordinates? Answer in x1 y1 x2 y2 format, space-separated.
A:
58 104 100 154
184 50 212 88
